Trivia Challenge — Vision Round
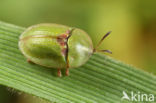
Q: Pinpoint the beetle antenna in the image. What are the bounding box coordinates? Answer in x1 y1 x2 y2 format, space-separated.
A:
93 31 112 53
95 49 112 54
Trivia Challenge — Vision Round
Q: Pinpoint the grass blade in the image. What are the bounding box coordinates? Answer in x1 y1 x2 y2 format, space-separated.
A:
0 21 155 103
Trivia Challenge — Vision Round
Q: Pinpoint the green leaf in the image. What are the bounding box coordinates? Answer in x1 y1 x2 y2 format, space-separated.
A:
0 21 155 103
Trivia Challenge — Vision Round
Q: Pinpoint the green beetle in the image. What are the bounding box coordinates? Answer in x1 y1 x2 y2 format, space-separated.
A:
19 23 111 77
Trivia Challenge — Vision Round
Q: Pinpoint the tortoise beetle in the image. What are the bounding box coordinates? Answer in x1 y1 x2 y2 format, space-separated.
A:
19 23 111 77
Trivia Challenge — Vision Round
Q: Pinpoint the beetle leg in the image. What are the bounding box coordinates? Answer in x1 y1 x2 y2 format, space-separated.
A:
65 68 69 76
27 59 33 63
65 57 70 76
57 69 62 77
63 29 74 76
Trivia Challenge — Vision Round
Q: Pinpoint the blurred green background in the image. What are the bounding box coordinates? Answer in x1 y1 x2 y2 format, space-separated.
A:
0 0 156 103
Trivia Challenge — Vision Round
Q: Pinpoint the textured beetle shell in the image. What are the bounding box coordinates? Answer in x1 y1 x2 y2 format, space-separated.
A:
19 23 93 69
